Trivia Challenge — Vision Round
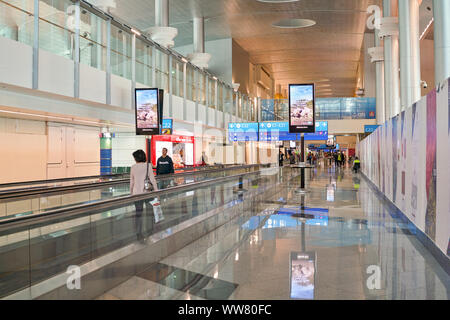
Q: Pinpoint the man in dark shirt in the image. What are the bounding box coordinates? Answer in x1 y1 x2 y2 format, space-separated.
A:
156 148 174 175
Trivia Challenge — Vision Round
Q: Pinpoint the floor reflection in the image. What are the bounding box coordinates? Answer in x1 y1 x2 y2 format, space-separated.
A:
101 167 449 300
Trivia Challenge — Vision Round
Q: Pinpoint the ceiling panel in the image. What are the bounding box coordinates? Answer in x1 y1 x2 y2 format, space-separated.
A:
105 0 382 97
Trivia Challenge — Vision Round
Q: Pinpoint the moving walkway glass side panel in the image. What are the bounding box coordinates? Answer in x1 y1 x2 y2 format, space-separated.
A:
0 168 284 298
0 166 261 221
0 165 237 193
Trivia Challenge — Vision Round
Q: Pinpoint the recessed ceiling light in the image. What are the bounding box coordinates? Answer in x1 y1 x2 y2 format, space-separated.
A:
272 19 316 29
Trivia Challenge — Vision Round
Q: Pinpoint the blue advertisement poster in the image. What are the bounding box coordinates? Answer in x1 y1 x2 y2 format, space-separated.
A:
228 122 259 142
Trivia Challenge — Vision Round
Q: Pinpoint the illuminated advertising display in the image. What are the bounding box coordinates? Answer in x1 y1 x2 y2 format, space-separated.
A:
259 122 299 141
162 119 173 135
151 135 195 168
228 122 259 142
304 121 328 140
289 84 316 133
290 251 316 299
135 88 160 135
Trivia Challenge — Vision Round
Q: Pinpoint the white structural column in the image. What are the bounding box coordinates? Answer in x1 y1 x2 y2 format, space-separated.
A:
398 0 421 110
148 0 177 48
188 17 211 69
381 0 401 118
368 28 385 125
433 0 450 85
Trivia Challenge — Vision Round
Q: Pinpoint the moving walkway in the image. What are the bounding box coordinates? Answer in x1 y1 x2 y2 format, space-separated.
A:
0 165 295 299
0 164 266 221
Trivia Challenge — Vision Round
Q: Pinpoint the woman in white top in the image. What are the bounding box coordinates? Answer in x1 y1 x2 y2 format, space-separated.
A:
130 150 158 241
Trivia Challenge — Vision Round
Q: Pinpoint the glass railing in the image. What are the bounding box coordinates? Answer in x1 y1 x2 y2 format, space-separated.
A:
261 98 377 121
0 166 290 299
0 165 263 220
0 0 247 125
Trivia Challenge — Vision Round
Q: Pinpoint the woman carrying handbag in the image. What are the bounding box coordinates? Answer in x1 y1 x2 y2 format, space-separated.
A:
130 150 159 241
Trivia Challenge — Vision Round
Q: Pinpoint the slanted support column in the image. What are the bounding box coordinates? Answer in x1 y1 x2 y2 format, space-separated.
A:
433 0 450 85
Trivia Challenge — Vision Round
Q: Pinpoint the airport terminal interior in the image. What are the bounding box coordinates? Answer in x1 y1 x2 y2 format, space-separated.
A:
0 0 449 300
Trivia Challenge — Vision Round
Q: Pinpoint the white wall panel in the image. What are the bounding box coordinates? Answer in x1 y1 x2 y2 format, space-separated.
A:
172 95 184 120
111 74 131 109
186 100 195 122
0 36 32 88
328 119 377 134
198 104 206 125
80 64 106 104
38 49 74 97
112 134 146 167
208 108 215 127
217 110 224 129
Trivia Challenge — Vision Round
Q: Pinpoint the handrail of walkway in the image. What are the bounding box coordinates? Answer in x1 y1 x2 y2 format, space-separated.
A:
0 165 279 231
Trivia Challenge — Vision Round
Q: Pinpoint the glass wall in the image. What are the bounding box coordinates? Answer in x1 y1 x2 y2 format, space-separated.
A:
186 65 195 101
39 0 74 59
224 87 233 115
198 72 206 105
260 98 377 121
208 77 216 110
154 48 169 91
0 0 240 125
171 58 179 96
110 24 132 79
217 82 223 112
0 0 34 46
79 10 107 71
135 37 152 86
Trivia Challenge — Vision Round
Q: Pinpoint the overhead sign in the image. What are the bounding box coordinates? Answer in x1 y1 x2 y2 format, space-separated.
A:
259 122 299 141
364 125 380 133
135 88 160 135
304 121 328 141
289 84 316 133
228 122 259 142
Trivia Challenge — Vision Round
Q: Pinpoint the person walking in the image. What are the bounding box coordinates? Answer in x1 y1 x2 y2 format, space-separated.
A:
130 150 158 241
353 156 361 173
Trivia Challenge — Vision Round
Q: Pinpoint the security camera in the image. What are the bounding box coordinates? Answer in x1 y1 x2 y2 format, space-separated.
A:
421 80 428 89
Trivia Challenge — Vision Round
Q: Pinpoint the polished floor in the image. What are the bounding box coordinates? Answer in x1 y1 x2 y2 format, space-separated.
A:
98 164 450 300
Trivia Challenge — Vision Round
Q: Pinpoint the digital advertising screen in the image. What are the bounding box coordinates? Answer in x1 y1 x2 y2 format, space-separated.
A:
162 119 173 135
289 84 316 133
228 122 259 142
290 251 316 299
135 88 160 135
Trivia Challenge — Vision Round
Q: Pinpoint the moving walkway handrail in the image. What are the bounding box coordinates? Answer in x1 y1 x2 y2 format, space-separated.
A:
0 164 260 200
0 166 274 232
0 164 235 189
